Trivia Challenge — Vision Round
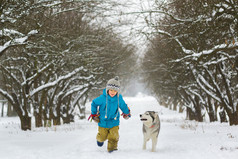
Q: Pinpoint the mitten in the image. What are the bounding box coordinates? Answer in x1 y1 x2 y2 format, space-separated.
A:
121 112 131 120
88 114 100 123
92 115 100 123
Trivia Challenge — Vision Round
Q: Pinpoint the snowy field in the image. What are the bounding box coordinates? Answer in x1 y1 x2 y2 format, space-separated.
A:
0 93 238 159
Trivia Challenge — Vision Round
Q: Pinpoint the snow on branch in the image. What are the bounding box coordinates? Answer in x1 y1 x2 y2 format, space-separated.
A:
0 89 14 104
71 87 89 107
0 30 38 57
203 66 232 110
148 10 194 22
156 28 238 63
175 42 238 62
0 29 24 37
0 65 21 86
190 65 221 103
193 42 238 60
21 62 53 86
63 84 88 100
156 29 194 55
187 89 205 105
29 66 83 97
198 74 216 93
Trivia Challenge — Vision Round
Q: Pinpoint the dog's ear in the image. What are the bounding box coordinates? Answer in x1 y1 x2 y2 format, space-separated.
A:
154 112 158 116
148 111 158 115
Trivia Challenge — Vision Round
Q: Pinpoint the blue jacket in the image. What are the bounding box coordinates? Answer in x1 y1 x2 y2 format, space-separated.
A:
91 89 130 128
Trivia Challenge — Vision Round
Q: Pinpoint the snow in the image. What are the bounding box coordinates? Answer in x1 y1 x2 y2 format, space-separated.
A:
28 30 38 35
0 29 38 55
29 66 83 97
0 93 238 159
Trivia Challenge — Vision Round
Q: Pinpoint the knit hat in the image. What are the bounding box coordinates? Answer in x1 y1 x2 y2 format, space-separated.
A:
106 76 120 92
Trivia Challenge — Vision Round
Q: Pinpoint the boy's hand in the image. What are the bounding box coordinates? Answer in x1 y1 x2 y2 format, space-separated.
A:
88 114 100 123
92 116 100 123
121 112 131 120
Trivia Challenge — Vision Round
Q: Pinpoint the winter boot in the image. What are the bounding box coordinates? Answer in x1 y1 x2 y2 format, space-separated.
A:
108 149 118 153
97 141 104 147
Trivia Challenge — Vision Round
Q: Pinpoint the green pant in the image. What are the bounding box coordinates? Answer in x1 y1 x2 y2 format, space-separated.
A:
96 126 119 152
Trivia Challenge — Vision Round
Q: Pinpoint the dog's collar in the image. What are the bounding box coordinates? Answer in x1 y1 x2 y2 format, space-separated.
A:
150 124 155 128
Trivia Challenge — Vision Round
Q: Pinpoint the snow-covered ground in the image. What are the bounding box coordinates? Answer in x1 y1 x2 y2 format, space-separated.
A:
0 93 237 159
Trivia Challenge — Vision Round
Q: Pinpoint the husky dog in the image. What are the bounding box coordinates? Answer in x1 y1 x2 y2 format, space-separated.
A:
140 111 160 152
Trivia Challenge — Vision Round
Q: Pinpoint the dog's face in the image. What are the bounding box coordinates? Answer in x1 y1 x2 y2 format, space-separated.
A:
140 111 157 124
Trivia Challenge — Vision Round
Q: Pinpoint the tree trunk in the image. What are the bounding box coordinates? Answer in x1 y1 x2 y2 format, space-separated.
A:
228 111 238 126
179 106 183 113
207 96 217 122
219 109 227 123
44 119 52 127
173 99 177 111
53 116 61 125
11 93 31 130
194 96 203 122
79 106 86 119
186 107 196 120
1 102 4 117
35 112 43 127
53 97 62 126
20 116 31 131
208 111 217 122
62 115 73 124
53 104 61 126
44 106 53 127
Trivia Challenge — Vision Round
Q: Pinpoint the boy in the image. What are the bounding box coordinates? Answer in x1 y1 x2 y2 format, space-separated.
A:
88 76 131 152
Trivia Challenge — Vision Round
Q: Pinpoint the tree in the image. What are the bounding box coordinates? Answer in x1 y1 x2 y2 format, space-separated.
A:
0 0 137 130
141 0 238 125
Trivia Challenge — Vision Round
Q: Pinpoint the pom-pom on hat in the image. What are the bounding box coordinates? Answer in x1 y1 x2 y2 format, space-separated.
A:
106 76 120 92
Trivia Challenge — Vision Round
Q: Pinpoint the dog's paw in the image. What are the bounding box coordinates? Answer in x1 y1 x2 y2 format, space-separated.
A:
151 149 156 152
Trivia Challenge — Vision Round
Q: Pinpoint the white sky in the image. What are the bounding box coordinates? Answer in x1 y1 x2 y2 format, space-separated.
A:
102 0 156 56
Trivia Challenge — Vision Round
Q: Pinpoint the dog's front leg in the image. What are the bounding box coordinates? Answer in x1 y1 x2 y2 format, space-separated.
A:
151 136 157 152
143 136 147 150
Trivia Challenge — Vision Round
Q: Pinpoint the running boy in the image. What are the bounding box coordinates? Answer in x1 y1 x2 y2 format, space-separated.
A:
89 76 131 152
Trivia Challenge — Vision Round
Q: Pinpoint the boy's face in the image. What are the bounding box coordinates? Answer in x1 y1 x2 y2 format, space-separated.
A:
108 89 118 97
